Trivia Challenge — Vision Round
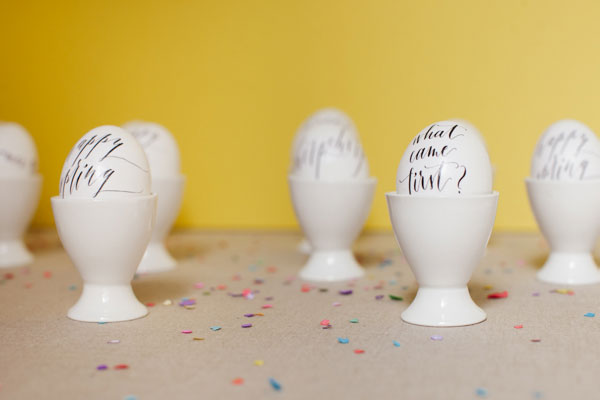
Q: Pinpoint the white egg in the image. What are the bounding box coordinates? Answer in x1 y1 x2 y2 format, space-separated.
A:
0 122 38 177
122 121 181 178
59 125 151 199
530 119 600 181
290 114 369 181
396 121 493 196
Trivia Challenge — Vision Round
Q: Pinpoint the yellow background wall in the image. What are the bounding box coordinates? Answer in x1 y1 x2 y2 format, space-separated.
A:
1 0 598 231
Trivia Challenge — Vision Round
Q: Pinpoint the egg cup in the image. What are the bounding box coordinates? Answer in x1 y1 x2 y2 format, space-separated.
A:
136 175 185 274
526 179 600 285
51 194 156 322
0 175 42 268
289 176 376 282
297 238 311 254
386 192 498 327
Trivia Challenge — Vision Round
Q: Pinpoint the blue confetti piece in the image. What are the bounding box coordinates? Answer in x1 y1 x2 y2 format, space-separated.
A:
124 396 138 400
210 326 222 331
475 387 488 397
393 340 401 347
337 337 349 344
68 285 77 291
269 377 282 391
584 313 595 317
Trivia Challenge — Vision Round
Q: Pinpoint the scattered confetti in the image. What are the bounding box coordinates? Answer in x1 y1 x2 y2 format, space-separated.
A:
254 360 264 366
107 339 120 344
179 298 196 306
389 295 403 301
354 349 365 354
584 313 595 318
487 291 508 299
123 395 138 400
114 364 129 370
393 340 401 347
244 313 255 317
262 304 273 309
241 323 252 328
181 330 193 334
332 302 341 307
4 273 14 280
551 289 574 295
68 285 77 291
532 292 540 297
339 289 353 295
301 284 311 293
349 318 359 323
514 325 523 329
375 295 384 300
483 285 493 290
163 299 172 306
430 335 443 341
266 266 277 273
96 364 108 371
475 387 488 397
531 339 541 343
319 288 328 293
217 284 227 290
194 282 205 289
210 326 222 331
269 377 282 391
338 337 349 344
232 377 244 385
320 319 330 326
43 271 52 278
193 337 205 341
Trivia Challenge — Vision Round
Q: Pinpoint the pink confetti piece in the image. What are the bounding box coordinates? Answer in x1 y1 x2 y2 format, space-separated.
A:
194 282 205 289
320 319 330 326
332 302 341 307
43 271 52 278
181 330 193 334
487 291 508 299
514 325 523 329
354 349 365 354
262 304 273 309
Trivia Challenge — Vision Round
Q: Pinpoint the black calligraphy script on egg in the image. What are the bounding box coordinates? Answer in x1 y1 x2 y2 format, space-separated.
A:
129 127 159 150
293 126 365 179
0 149 36 172
398 124 468 195
533 130 598 180
59 134 148 198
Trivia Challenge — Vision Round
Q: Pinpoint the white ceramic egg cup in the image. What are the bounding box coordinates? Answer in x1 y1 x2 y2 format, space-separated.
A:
297 238 311 254
386 192 498 327
526 179 600 285
0 175 42 268
289 176 376 282
51 194 156 322
137 176 185 274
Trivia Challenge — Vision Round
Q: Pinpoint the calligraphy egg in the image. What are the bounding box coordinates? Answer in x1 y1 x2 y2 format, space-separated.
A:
59 125 151 199
290 114 369 181
396 121 492 196
530 119 600 181
0 122 38 177
122 121 181 178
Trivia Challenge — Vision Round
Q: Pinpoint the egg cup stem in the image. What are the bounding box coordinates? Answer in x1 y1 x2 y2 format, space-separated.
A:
299 249 364 282
537 252 600 285
68 284 147 322
0 240 33 268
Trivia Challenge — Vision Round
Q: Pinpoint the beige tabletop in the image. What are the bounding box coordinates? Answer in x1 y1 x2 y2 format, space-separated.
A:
0 230 597 400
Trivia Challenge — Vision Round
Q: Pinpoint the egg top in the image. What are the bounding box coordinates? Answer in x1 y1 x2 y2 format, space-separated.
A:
122 121 181 178
290 115 369 181
449 119 488 150
396 121 493 196
59 125 151 199
0 122 38 177
530 119 600 181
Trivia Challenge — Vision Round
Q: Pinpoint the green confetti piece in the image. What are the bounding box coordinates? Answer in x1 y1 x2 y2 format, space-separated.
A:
389 295 403 301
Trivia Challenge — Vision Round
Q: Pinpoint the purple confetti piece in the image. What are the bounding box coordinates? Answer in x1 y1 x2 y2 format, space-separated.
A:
96 364 108 371
375 295 384 300
430 335 443 341
244 314 255 317
242 323 252 328
339 290 353 295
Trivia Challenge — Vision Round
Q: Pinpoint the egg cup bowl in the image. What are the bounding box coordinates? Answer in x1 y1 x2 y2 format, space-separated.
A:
51 194 156 322
289 176 376 282
386 192 498 327
136 175 185 274
0 175 42 268
526 178 600 285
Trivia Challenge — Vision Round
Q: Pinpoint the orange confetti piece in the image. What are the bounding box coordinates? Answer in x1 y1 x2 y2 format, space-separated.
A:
232 378 244 385
354 349 365 354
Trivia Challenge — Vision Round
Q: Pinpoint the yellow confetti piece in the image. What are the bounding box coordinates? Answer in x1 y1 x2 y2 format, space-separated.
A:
163 299 172 306
555 289 570 294
254 360 264 366
483 285 493 290
193 337 205 341
184 305 196 310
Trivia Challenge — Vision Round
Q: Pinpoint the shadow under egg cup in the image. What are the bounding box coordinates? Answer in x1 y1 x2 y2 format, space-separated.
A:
289 176 376 282
386 192 498 327
51 194 156 322
526 179 600 285
0 175 42 268
136 175 185 274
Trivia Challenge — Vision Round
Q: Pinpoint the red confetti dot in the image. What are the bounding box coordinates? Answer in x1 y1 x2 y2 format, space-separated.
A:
301 284 311 293
320 319 330 326
487 291 508 299
267 266 277 273
4 273 14 280
514 325 523 329
217 284 227 290
114 364 129 370
145 302 155 307
181 330 193 334
232 377 244 385
262 304 273 309
43 271 52 278
354 349 365 354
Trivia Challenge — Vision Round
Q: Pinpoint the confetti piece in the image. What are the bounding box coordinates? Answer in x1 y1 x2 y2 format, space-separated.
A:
255 313 264 316
332 302 341 307
193 337 205 341
181 330 192 334
584 313 595 317
145 302 155 307
301 284 311 292
254 360 264 366
98 322 107 325
389 295 403 301
68 285 77 291
217 284 227 290
124 396 138 400
475 387 488 397
354 349 365 354
514 325 523 329
114 364 129 370
375 295 384 300
107 339 120 344
531 339 541 343
320 319 330 326
338 337 349 344
4 273 14 280
244 314 255 318
179 298 196 306
349 318 359 323
532 292 540 297
551 289 574 295
483 285 493 290
262 304 273 309
339 290 353 295
393 340 401 347
163 299 172 306
241 324 252 328
24 283 32 288
210 326 222 331
269 377 282 391
487 291 508 299
430 335 443 341
267 266 277 273
232 377 244 385
96 364 108 371
184 305 195 310
43 271 52 278
194 282 205 289
319 288 328 292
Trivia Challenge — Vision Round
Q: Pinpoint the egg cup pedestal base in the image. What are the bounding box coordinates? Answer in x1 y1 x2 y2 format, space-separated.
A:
0 240 33 268
299 249 364 282
68 284 148 322
137 242 176 274
297 238 311 254
401 287 486 327
537 252 600 285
